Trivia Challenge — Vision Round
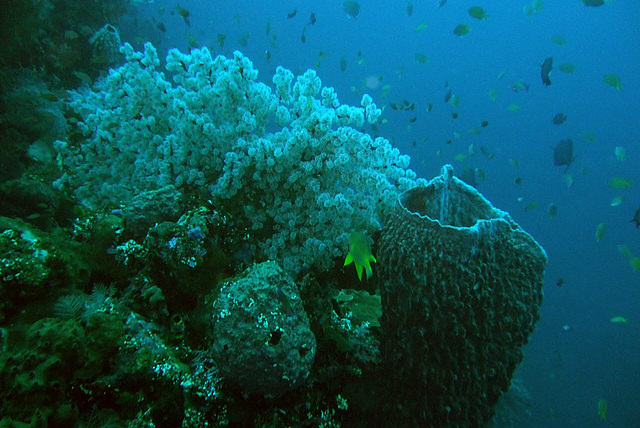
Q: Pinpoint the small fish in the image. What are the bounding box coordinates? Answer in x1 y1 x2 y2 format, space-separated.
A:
488 89 498 101
614 146 626 162
525 202 539 211
556 278 564 287
559 63 577 73
610 316 628 323
618 244 632 258
510 80 530 92
540 57 553 86
451 94 460 108
631 257 640 272
308 12 317 25
453 24 471 36
480 120 488 127
553 139 575 172
176 4 191 26
603 73 623 90
340 56 347 72
344 231 376 281
343 1 361 19
468 6 489 20
238 32 249 47
444 89 452 103
217 33 226 47
582 0 609 7
595 223 606 243
415 53 428 63
523 0 543 16
610 196 624 206
407 1 414 16
507 104 521 112
597 399 607 420
552 113 567 125
581 132 597 142
547 203 558 218
287 9 297 18
631 207 640 228
551 34 568 45
608 177 633 189
480 146 494 159
415 23 429 32
439 0 448 7
563 173 574 188
496 71 506 80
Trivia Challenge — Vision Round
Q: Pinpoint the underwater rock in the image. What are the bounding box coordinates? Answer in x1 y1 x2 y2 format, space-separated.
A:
123 185 183 238
211 261 316 396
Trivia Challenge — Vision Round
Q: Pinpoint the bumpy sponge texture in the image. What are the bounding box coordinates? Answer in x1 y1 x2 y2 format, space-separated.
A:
377 165 547 427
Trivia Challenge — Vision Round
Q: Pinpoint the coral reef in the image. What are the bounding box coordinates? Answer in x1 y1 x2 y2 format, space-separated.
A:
211 261 316 396
54 43 422 275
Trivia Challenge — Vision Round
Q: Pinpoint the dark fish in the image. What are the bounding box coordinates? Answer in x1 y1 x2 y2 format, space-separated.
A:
287 9 297 18
340 56 347 72
556 278 564 287
444 89 452 103
217 33 226 47
407 1 414 16
552 113 567 125
439 0 448 7
479 146 494 159
553 138 575 172
343 1 361 19
301 30 306 43
176 4 190 26
459 166 478 188
631 207 640 228
309 12 317 25
157 22 166 33
541 57 553 86
480 120 488 127
451 112 458 119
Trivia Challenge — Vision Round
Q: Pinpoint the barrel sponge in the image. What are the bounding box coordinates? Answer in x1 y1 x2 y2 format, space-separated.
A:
211 261 316 396
377 165 547 427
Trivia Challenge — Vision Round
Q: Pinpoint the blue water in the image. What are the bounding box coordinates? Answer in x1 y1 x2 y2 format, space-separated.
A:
122 1 638 425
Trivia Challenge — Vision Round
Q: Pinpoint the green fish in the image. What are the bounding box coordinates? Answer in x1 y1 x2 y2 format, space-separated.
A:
453 24 471 36
610 316 628 323
603 74 623 90
468 6 488 19
344 231 377 281
595 223 606 243
551 34 568 45
597 399 607 420
608 177 633 189
559 63 577 73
